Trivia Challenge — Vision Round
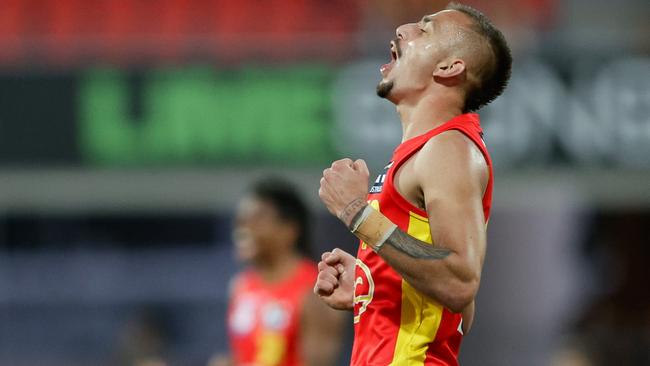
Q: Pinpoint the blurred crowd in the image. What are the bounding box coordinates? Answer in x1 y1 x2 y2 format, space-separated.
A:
4 0 646 65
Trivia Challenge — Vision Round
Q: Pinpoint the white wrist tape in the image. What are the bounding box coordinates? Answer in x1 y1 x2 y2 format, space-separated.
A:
349 204 373 233
349 205 398 253
373 223 397 252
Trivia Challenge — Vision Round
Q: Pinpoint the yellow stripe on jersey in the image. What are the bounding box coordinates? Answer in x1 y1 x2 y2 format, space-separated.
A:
255 331 287 366
407 211 432 243
390 211 443 365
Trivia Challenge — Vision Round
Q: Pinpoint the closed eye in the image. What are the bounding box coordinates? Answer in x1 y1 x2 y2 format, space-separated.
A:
419 15 434 33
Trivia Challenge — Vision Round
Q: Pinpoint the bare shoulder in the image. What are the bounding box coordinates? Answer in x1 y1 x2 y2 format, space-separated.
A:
417 130 486 168
414 130 488 195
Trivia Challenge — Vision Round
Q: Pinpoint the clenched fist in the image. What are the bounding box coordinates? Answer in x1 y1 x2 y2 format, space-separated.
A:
318 158 370 227
314 248 356 311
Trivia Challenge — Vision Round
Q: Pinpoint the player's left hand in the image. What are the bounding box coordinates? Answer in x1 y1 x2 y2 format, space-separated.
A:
319 158 370 226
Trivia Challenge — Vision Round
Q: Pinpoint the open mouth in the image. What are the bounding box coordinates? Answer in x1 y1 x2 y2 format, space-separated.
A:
390 41 398 61
380 39 400 76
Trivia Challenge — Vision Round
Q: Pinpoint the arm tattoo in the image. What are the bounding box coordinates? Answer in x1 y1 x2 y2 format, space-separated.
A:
346 203 450 260
338 198 368 227
383 228 451 260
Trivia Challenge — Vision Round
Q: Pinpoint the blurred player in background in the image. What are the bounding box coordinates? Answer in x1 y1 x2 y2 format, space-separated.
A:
315 3 511 365
211 178 344 366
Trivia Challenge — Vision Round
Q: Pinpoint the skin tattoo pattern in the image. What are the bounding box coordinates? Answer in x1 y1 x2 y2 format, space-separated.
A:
344 199 451 260
338 198 368 226
383 228 451 260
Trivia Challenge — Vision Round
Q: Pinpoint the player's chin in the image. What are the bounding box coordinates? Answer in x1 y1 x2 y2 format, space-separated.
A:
234 241 258 263
376 79 394 99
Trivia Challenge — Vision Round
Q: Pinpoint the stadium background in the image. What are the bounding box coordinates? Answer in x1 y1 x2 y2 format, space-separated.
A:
0 0 648 365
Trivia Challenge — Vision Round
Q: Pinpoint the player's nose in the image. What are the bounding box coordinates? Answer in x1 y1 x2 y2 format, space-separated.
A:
395 23 415 40
395 24 407 39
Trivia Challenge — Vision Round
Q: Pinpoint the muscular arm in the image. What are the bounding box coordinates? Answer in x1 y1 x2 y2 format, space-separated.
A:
341 131 488 314
347 205 451 260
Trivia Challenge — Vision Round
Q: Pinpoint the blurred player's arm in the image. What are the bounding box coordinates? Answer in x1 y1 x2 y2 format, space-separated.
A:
320 132 488 316
300 292 345 366
206 354 233 366
207 277 238 366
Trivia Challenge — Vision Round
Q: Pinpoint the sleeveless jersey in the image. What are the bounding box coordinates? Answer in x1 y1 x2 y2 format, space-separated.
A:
351 113 493 365
227 260 317 366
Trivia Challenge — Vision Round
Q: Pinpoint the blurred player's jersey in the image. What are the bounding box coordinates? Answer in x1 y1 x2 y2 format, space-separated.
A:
228 260 317 366
352 113 493 365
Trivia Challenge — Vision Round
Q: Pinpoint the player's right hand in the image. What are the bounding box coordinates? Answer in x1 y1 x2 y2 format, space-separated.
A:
314 248 355 311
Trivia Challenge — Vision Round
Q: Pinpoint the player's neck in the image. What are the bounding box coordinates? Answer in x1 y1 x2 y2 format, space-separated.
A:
254 252 301 284
396 93 464 142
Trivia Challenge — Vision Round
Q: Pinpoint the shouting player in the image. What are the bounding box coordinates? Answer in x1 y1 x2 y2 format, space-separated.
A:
217 178 344 366
315 3 512 365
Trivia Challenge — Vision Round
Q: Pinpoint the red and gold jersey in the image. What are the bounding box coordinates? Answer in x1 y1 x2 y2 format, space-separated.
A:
352 113 493 366
227 260 317 366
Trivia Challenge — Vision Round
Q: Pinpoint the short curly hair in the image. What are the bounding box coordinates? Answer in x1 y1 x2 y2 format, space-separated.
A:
249 177 311 257
446 2 512 112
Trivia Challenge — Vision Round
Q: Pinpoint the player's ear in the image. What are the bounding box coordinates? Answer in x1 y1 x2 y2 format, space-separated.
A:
433 59 465 80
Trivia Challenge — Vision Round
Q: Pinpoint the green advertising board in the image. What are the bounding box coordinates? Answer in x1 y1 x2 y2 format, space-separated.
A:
79 65 336 166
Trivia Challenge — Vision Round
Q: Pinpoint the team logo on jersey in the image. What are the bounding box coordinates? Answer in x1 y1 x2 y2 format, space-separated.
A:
369 162 393 194
353 259 375 324
230 295 257 335
261 301 291 331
